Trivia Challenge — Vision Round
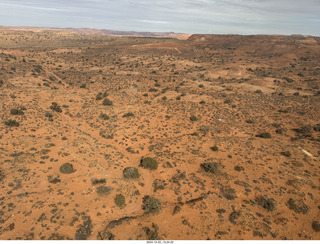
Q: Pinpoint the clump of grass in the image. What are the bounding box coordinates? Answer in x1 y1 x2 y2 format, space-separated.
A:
234 165 244 171
210 145 219 151
224 99 232 104
256 195 277 212
91 178 106 184
142 196 161 214
96 92 103 100
286 198 310 214
80 84 86 88
10 108 24 115
99 113 110 120
102 98 113 106
4 119 20 127
114 194 125 207
190 115 198 121
312 221 320 232
280 151 291 157
96 186 113 195
140 157 158 170
256 132 271 138
123 167 140 179
59 163 74 174
50 102 62 113
201 162 220 174
246 119 255 124
123 112 134 118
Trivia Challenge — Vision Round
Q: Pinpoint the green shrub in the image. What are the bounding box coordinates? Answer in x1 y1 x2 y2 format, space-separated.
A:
114 194 125 207
190 115 198 121
142 196 161 214
102 98 113 106
256 132 271 138
201 162 220 174
123 167 140 179
99 113 110 120
297 125 312 137
312 221 320 232
210 145 218 151
123 112 134 118
246 119 255 124
256 195 276 212
59 163 74 174
140 157 158 170
10 109 24 115
80 84 86 88
4 119 19 127
286 198 310 214
280 151 291 157
96 186 113 195
96 92 103 100
50 102 62 113
234 165 244 171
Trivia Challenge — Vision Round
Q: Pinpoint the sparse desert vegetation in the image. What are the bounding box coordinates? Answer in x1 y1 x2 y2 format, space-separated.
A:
0 28 319 240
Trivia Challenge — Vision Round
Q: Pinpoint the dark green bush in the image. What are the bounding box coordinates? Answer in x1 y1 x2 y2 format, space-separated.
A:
297 125 312 137
50 102 62 113
210 145 219 151
201 162 220 174
99 113 110 120
142 196 161 214
114 194 125 207
102 98 113 106
123 112 134 118
280 151 291 157
123 167 140 179
190 115 198 121
256 132 271 138
4 119 19 127
286 198 310 214
80 84 86 88
59 163 74 174
246 119 255 124
256 195 276 212
312 221 320 232
10 108 24 115
140 157 158 170
96 186 113 195
96 92 103 100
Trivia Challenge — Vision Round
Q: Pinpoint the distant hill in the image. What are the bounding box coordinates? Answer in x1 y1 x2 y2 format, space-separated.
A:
0 26 189 39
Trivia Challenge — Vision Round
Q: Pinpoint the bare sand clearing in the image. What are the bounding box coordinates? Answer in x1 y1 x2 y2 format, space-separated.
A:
0 30 319 240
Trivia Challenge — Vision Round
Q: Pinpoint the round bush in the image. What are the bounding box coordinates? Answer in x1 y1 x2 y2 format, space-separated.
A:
59 163 74 174
140 157 158 170
142 196 161 214
123 167 140 179
114 194 125 207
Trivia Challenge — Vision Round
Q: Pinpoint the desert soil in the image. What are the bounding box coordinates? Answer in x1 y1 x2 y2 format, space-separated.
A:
0 29 319 240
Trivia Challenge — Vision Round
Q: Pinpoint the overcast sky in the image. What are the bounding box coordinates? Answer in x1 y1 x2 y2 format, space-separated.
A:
0 0 319 35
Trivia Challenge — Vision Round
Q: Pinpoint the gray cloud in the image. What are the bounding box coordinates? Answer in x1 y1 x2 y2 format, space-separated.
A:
0 0 319 35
